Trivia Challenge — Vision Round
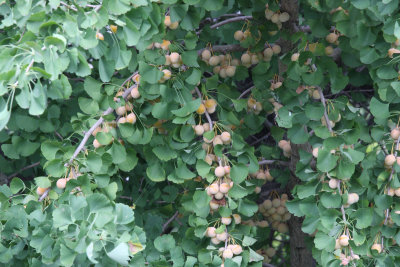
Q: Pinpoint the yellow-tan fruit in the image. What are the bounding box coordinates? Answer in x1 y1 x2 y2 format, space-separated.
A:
391 128 400 140
164 16 172 27
206 227 216 237
339 235 349 246
201 50 211 61
272 45 281 54
93 139 101 148
234 30 244 41
219 183 230 194
56 178 67 189
325 46 334 55
221 131 231 143
36 187 48 195
264 48 274 58
118 117 127 124
92 126 102 136
131 87 140 99
226 66 236 77
211 237 221 244
209 56 220 66
233 214 241 224
205 99 217 109
110 25 118 33
291 53 300 61
328 179 338 189
279 12 290 22
116 106 126 116
385 154 396 166
312 90 321 100
232 245 243 255
196 103 206 114
216 232 228 241
96 32 104 40
126 113 136 124
326 33 338 43
207 105 216 114
271 13 279 23
223 248 233 259
170 52 180 64
221 217 232 225
194 125 204 136
347 193 359 205
371 243 382 253
241 53 251 64
169 21 179 30
210 201 219 210
312 147 319 158
209 183 219 194
215 166 226 177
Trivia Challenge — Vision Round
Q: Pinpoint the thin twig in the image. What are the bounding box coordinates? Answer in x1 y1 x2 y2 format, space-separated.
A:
162 211 179 233
238 86 254 99
318 87 333 133
194 87 213 130
210 16 253 29
38 188 50 201
55 131 63 140
65 72 138 168
60 1 78 11
25 59 34 73
7 161 40 180
197 44 245 55
258 159 290 166
250 134 270 146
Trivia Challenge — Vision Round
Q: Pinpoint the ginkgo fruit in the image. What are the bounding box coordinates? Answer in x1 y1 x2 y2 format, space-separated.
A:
221 217 232 225
96 32 104 40
201 50 211 61
206 227 216 237
224 166 231 174
231 244 243 255
194 125 204 136
131 87 140 99
110 25 117 33
233 214 241 224
226 66 236 77
126 113 136 124
272 45 281 54
222 248 233 259
234 30 244 41
347 193 359 205
170 52 180 64
164 16 171 27
196 103 206 114
219 183 230 193
328 178 338 189
118 117 127 124
36 187 48 195
371 243 382 253
216 232 228 241
215 166 226 177
116 106 126 116
391 128 400 140
209 183 219 194
56 178 67 189
339 235 349 246
241 53 251 64
291 53 299 61
326 32 338 43
385 154 396 166
209 56 220 66
279 12 290 22
211 237 221 244
93 139 101 148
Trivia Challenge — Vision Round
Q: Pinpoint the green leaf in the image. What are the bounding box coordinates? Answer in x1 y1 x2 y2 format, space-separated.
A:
181 51 199 67
96 132 113 145
107 142 127 164
107 243 130 265
230 163 249 184
153 145 177 161
352 208 373 229
10 178 25 194
171 98 202 117
314 232 335 252
320 192 341 208
154 235 176 252
84 77 102 101
35 176 51 188
238 199 258 217
78 97 99 114
370 97 389 119
317 149 339 172
242 236 257 246
146 162 166 182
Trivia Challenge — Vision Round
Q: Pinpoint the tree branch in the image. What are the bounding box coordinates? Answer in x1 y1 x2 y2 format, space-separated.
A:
210 16 253 29
318 87 333 134
258 160 289 166
7 161 40 180
162 211 179 234
197 44 245 56
65 72 138 168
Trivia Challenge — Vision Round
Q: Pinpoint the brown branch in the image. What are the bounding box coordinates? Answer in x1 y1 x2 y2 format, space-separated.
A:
318 87 333 134
162 211 179 234
38 188 50 201
197 44 245 56
210 16 253 29
65 72 138 168
7 161 40 180
258 159 290 166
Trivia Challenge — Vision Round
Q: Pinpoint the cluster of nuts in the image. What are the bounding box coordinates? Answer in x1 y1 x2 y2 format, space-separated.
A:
158 69 172 83
197 98 217 115
165 52 183 69
207 179 233 210
326 31 340 45
233 30 252 42
147 39 171 50
201 50 238 78
247 98 263 115
269 80 283 91
278 140 291 158
258 194 291 233
250 167 274 194
164 15 179 30
256 247 276 265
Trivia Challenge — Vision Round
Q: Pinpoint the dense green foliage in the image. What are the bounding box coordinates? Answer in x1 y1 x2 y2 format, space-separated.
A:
1 0 400 266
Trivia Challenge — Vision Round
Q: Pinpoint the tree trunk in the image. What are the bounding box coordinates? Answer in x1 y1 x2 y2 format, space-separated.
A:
287 144 315 267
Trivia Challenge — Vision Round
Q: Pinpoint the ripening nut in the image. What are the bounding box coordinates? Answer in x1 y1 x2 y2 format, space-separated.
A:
118 117 127 124
162 69 172 80
206 227 216 237
339 235 349 247
219 183 230 194
194 125 205 136
211 237 221 245
96 32 104 40
391 128 400 140
371 243 382 253
226 66 236 77
93 139 101 148
131 86 140 99
325 46 334 55
266 247 276 257
385 154 396 166
234 30 244 41
312 147 319 158
196 103 206 114
210 201 219 210
126 113 137 124
164 16 171 26
241 53 251 64
221 217 232 225
272 45 281 54
170 52 180 64
388 48 400 58
36 187 48 195
291 53 299 61
216 232 228 241
215 166 226 177
232 245 243 255
233 214 241 224
209 183 219 194
326 32 338 43
347 193 359 205
279 12 290 22
201 50 211 61
56 178 67 189
224 166 231 174
204 99 217 109
110 25 118 33
221 131 231 143
328 178 338 189
222 248 233 259
209 55 220 66
116 106 126 116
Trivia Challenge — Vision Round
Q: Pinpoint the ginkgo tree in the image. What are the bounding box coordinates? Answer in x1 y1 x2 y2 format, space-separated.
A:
1 0 400 266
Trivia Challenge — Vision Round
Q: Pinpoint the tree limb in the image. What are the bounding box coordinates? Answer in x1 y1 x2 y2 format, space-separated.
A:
65 72 138 168
162 211 179 234
7 161 40 180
